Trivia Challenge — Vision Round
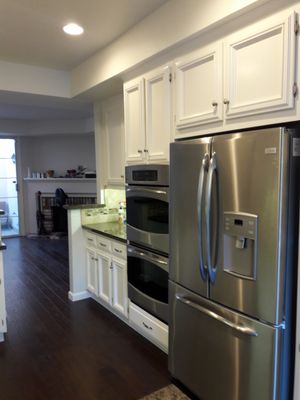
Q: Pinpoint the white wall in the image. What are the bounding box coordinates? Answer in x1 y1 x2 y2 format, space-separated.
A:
18 133 97 234
71 0 276 96
0 60 70 97
20 134 96 178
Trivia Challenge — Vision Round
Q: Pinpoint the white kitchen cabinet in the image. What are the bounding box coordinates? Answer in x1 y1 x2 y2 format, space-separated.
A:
97 251 112 305
224 11 297 120
129 302 168 353
124 65 172 164
124 77 145 163
174 9 298 138
102 98 125 185
111 257 128 317
85 231 128 319
86 247 98 296
144 66 172 162
174 42 223 129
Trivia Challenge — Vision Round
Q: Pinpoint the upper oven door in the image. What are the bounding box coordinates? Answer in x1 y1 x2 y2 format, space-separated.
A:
126 186 169 254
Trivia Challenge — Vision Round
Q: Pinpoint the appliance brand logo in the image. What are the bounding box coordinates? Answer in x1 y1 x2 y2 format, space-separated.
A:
264 147 277 155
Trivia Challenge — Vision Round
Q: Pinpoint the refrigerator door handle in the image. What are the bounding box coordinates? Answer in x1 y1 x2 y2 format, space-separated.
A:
205 152 218 283
197 153 210 280
176 294 258 337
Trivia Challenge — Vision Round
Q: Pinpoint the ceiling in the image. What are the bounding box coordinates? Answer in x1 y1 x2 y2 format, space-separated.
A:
0 0 168 70
0 0 168 122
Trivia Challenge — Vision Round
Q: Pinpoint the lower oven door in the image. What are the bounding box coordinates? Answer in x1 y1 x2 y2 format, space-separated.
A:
127 244 169 323
126 186 169 254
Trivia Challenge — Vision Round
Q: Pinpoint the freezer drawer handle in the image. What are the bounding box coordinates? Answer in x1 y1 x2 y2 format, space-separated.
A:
197 153 210 280
176 294 258 337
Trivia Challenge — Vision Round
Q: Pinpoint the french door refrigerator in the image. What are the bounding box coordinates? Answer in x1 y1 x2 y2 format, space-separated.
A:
169 127 300 400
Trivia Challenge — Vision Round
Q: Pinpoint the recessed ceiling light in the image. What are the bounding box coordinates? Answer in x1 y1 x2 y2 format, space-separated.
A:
63 23 84 36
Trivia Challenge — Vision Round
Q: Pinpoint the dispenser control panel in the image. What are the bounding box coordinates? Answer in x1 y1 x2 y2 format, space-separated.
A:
224 212 258 241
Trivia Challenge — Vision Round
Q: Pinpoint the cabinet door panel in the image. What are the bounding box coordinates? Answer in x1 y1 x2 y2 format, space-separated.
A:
86 248 98 295
145 66 171 162
124 78 145 163
224 11 296 119
0 252 6 333
104 100 125 185
175 43 223 129
111 257 128 317
97 252 112 305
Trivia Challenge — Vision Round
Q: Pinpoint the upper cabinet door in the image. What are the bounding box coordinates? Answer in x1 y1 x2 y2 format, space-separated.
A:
224 11 297 119
144 65 172 163
124 77 146 164
174 43 223 129
103 99 125 185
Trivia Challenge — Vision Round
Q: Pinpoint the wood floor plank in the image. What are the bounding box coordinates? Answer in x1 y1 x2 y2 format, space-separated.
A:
0 237 170 400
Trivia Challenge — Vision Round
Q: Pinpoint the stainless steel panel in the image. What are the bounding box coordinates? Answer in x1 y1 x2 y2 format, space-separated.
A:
126 185 169 253
127 244 169 323
169 281 282 400
127 225 169 254
128 284 168 323
209 128 290 324
125 164 169 186
170 138 211 297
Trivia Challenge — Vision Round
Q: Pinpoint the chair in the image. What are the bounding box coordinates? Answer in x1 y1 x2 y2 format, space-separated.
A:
0 201 10 228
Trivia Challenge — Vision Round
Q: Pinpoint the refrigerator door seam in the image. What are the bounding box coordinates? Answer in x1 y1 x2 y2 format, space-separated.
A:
205 152 218 283
197 153 210 281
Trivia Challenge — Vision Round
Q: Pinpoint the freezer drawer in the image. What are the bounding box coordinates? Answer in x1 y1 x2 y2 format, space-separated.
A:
169 281 283 400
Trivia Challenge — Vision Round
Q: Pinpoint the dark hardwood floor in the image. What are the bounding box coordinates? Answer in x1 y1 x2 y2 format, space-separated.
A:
0 237 170 400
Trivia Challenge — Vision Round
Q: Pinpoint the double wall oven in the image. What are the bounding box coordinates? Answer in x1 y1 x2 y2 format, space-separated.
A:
126 164 169 323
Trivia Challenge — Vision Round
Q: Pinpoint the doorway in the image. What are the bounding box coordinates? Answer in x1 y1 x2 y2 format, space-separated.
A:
0 138 20 237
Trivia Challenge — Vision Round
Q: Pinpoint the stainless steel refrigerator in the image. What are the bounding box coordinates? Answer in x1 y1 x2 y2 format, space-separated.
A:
169 127 300 400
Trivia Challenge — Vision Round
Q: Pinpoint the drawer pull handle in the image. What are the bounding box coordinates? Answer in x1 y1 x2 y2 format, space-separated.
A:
99 243 106 247
142 322 153 330
114 248 122 253
88 238 93 242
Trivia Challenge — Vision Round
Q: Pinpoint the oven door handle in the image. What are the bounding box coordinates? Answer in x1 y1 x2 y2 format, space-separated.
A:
126 187 168 202
127 247 168 272
126 187 167 195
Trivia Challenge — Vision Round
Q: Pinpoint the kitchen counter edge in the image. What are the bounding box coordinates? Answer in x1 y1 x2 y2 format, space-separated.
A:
82 223 127 244
63 204 105 210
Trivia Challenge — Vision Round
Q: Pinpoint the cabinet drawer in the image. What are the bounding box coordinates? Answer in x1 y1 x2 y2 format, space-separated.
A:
129 303 168 351
96 236 111 252
85 232 97 247
111 241 126 259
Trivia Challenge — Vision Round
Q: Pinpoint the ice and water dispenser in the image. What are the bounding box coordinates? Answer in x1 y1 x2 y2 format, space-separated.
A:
223 212 258 280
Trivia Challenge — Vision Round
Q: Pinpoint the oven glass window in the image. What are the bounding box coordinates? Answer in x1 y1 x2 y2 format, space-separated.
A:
126 196 168 234
128 255 168 304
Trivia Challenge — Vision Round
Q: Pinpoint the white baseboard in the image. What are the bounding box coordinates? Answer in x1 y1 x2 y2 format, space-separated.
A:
68 290 90 302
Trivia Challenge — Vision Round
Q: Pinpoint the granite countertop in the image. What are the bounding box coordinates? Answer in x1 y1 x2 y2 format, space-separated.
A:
82 221 127 243
63 204 105 210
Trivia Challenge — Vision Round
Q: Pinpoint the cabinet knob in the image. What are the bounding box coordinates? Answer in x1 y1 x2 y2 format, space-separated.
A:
138 149 143 154
223 99 230 105
144 149 149 153
120 175 124 178
212 101 218 107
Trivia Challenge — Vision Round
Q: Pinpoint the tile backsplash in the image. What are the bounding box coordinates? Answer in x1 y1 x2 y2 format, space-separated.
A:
81 188 126 225
104 188 126 209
